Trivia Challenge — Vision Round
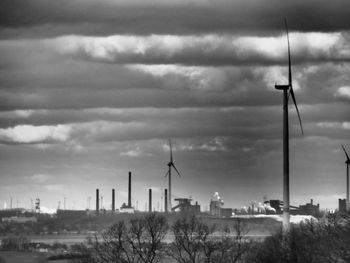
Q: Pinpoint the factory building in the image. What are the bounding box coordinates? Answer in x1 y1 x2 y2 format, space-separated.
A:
120 172 135 213
299 199 320 217
267 200 283 214
0 208 32 219
172 198 200 214
220 208 233 218
209 192 224 216
339 199 347 213
209 192 233 217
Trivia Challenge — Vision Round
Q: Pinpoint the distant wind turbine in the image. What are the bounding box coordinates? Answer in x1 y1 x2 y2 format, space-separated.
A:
165 139 181 210
341 145 350 206
275 19 304 231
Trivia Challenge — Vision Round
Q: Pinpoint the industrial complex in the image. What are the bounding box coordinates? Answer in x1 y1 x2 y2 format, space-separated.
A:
0 169 334 224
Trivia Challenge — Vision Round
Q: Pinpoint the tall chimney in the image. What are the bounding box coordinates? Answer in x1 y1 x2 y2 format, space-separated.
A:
149 189 152 212
112 189 115 212
164 189 168 213
128 172 132 207
96 189 99 212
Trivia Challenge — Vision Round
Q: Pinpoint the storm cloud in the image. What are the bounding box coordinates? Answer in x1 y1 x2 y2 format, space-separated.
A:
0 0 349 210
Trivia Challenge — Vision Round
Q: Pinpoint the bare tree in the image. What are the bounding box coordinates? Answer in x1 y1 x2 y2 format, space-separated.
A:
127 213 168 263
169 214 217 263
211 219 250 263
70 213 168 263
170 214 204 263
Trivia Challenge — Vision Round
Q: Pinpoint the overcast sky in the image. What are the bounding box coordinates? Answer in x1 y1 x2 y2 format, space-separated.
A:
0 0 350 212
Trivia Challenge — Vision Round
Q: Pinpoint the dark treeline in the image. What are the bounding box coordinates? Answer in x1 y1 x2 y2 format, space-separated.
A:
69 212 350 263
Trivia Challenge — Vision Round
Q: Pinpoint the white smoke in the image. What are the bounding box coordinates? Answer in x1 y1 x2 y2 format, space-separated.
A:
264 202 276 213
213 192 222 201
40 206 57 214
258 202 266 213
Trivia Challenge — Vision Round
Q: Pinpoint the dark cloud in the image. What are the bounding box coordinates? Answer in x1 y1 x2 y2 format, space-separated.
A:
1 0 350 37
0 0 349 210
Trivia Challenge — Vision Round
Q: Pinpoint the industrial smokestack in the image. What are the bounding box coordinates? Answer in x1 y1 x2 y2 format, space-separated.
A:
164 189 168 213
149 189 152 212
96 189 99 212
128 172 132 207
112 189 115 212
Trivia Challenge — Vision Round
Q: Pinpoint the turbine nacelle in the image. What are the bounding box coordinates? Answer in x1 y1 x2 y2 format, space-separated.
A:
165 140 181 177
275 84 290 91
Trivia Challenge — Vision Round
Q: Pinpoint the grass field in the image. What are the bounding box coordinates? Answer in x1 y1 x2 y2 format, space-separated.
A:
0 252 69 263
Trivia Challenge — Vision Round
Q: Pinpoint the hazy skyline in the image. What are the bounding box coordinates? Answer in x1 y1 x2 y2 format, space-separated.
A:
0 0 350 212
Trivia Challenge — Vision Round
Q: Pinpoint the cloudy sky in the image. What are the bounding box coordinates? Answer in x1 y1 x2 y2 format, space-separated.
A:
0 0 350 212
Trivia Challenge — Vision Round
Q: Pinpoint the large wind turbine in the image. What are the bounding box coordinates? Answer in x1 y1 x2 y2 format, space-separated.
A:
165 139 181 210
275 19 303 231
341 145 350 206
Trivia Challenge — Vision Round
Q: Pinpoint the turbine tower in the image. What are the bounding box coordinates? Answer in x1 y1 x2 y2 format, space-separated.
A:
165 139 181 210
341 145 350 206
275 19 303 231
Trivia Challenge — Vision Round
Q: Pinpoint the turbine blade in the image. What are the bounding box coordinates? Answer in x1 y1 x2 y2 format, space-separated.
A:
341 144 350 161
284 19 303 135
172 164 181 177
169 138 173 163
165 170 169 178
285 18 292 87
289 86 304 135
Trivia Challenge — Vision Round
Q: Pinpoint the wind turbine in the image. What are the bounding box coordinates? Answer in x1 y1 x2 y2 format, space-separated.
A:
275 19 303 231
341 145 350 206
165 139 181 210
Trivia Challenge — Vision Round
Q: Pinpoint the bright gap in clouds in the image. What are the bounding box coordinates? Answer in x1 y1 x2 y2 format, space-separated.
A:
54 32 348 65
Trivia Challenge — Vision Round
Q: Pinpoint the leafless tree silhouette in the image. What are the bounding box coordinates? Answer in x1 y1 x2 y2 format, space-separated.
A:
70 213 168 263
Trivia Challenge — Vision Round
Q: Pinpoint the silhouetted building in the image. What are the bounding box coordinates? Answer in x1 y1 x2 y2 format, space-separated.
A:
269 200 283 214
172 198 200 214
220 208 233 218
339 198 347 213
299 199 320 217
120 203 134 213
0 208 29 219
209 192 224 216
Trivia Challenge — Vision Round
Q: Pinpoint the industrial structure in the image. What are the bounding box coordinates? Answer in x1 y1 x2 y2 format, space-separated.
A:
209 192 232 217
35 198 40 214
149 189 152 212
209 192 224 217
299 199 320 217
112 189 115 212
120 171 134 213
96 189 99 212
164 189 168 213
171 198 200 214
339 199 347 213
